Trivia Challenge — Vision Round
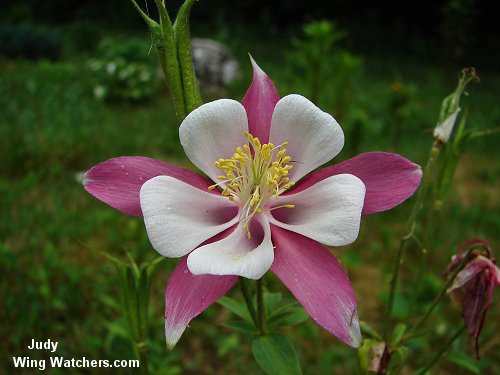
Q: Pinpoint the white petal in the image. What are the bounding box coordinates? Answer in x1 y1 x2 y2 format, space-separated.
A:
269 94 344 182
267 174 365 246
179 99 249 183
187 216 274 280
140 176 238 258
433 108 461 143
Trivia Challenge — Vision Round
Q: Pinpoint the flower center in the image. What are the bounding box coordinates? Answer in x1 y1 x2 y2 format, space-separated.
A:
209 132 295 238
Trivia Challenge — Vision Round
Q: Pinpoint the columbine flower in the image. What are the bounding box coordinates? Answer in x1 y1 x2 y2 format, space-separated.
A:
84 58 422 348
444 238 500 357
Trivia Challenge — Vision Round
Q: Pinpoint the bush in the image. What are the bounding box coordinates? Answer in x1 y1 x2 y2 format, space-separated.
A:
87 38 158 102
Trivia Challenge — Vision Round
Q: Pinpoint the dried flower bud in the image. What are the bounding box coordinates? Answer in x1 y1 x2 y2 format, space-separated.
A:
444 239 500 357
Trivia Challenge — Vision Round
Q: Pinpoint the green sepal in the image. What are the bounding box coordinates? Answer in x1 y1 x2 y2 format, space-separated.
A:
437 68 478 124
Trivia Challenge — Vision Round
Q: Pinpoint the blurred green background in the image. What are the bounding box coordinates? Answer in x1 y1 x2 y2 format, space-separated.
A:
1 0 499 374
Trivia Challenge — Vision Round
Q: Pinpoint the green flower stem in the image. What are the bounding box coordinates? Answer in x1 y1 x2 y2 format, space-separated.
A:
174 0 203 113
129 0 187 120
105 254 165 375
406 252 469 339
416 323 466 375
256 278 266 335
408 204 442 313
153 0 187 120
240 278 258 327
239 278 266 335
385 69 479 340
383 139 442 339
129 0 203 119
136 339 149 375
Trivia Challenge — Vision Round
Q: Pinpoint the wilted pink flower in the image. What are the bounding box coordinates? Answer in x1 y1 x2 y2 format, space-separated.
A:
84 58 422 348
445 239 500 357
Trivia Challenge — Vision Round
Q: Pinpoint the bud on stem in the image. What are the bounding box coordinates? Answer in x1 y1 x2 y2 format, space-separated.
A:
174 0 203 113
129 0 203 120
433 67 479 143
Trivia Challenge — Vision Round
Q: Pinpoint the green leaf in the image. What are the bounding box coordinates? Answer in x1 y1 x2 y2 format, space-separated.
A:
269 301 301 316
359 321 382 341
222 321 255 336
217 296 252 322
217 334 239 357
252 333 302 375
387 346 409 375
357 338 379 374
264 291 282 315
101 251 128 267
446 351 480 374
267 306 309 328
390 323 407 347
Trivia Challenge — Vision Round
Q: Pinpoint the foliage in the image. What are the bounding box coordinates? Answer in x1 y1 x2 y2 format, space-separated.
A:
0 24 62 60
87 38 158 102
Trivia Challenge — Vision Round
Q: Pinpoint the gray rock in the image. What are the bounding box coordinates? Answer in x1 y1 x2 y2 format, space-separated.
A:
190 38 241 88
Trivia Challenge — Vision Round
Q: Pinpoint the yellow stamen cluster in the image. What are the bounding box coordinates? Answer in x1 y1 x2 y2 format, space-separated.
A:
209 132 295 238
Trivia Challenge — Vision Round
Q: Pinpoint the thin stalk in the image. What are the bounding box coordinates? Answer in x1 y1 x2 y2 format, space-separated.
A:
384 70 478 338
173 0 203 113
409 197 444 313
407 254 469 338
416 324 466 375
256 278 266 335
239 278 258 327
383 140 441 339
136 340 149 375
153 0 187 120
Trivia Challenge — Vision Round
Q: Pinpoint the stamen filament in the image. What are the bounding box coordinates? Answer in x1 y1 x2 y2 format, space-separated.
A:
211 132 296 237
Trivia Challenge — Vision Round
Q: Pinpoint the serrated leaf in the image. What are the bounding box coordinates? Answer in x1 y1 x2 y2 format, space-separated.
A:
267 306 309 328
252 333 302 375
447 351 480 374
222 321 255 336
217 296 251 322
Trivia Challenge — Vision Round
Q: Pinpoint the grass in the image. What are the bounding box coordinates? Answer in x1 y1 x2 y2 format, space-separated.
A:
1 28 499 374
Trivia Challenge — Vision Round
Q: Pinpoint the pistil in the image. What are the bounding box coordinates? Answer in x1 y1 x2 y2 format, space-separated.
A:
209 132 295 238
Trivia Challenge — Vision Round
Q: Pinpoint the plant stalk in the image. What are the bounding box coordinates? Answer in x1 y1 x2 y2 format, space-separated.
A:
416 323 466 375
239 278 258 327
256 278 266 335
136 339 149 375
383 140 441 339
406 251 469 339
